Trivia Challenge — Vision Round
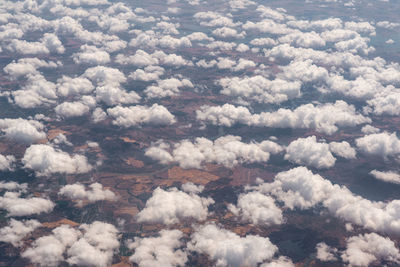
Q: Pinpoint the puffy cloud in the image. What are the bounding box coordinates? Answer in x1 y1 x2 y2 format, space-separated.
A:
316 242 338 262
194 11 238 28
218 75 301 104
59 183 116 206
329 141 357 159
278 31 326 48
145 78 193 98
366 92 400 116
212 27 245 38
188 223 278 267
355 132 400 158
284 136 336 169
0 154 16 171
128 229 188 267
66 222 120 267
3 58 60 79
242 20 292 35
278 59 329 83
0 192 54 217
83 66 126 86
250 37 276 47
254 167 400 235
107 104 175 127
72 45 111 65
95 85 141 106
22 222 119 267
0 181 27 192
260 257 294 267
22 144 92 176
136 186 214 225
144 141 174 165
22 225 81 267
129 66 165 82
55 101 90 118
342 233 400 267
370 170 400 184
145 135 282 169
197 102 370 135
12 74 57 108
56 76 94 97
0 219 41 247
115 49 159 66
0 118 46 144
228 191 283 226
361 125 380 134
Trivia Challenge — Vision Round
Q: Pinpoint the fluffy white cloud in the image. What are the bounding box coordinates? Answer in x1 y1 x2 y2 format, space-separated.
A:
129 66 164 82
55 101 90 118
0 118 46 144
197 102 369 135
188 223 278 267
0 181 27 192
0 154 15 171
56 76 94 97
284 136 336 169
136 186 214 225
370 170 400 184
3 58 60 79
73 45 110 65
329 141 357 159
254 167 400 235
145 78 193 98
0 192 54 216
22 222 119 267
22 144 92 176
342 233 400 267
128 229 188 267
228 191 283 226
0 219 41 247
316 242 338 262
356 132 400 158
218 75 301 104
95 85 141 106
146 135 282 169
59 183 116 206
107 104 176 127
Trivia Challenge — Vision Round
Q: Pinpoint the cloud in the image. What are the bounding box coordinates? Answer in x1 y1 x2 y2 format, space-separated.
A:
56 76 94 97
218 75 301 104
284 136 336 169
145 78 193 98
254 167 400 235
145 135 282 169
355 132 400 158
136 186 214 225
59 182 116 206
22 221 119 267
316 242 338 261
188 223 278 267
3 58 60 79
107 104 176 127
129 66 165 82
329 141 357 159
0 154 15 171
342 233 400 267
370 170 400 184
0 181 27 192
55 101 90 118
72 45 111 65
128 229 188 267
0 219 41 247
0 191 54 216
22 144 92 176
228 191 283 226
197 101 370 135
0 118 46 144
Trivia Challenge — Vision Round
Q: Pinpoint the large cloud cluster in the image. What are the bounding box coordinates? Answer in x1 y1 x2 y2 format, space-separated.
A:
22 222 119 267
253 167 400 235
0 192 54 216
145 135 283 169
128 229 188 267
196 101 370 135
0 219 41 247
188 223 279 267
